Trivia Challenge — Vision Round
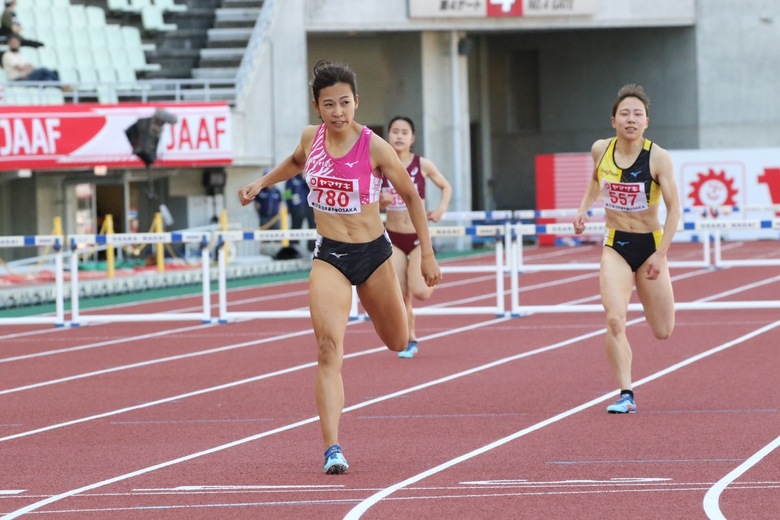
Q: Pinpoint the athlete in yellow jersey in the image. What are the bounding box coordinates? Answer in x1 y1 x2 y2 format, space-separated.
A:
573 84 680 414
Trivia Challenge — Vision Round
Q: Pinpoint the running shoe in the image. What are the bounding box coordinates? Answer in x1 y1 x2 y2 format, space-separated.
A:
607 394 637 414
323 444 349 474
398 341 419 359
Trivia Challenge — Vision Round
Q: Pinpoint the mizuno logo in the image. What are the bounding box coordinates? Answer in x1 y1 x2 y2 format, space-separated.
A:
629 171 641 178
616 240 629 247
329 252 348 258
345 161 358 167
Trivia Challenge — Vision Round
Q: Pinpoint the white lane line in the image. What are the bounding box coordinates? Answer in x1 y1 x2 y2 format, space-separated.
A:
0 318 515 518
2 266 773 516
343 319 780 519
0 287 313 361
703 435 780 520
0 315 510 443
0 268 603 392
0 323 216 364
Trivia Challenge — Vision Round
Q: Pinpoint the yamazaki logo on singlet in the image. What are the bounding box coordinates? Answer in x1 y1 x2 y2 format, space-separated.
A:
310 177 354 191
603 182 640 193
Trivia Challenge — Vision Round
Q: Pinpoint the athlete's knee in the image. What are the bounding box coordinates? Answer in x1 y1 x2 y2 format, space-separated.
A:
651 321 674 340
604 312 627 337
412 287 434 301
387 341 405 352
316 335 342 366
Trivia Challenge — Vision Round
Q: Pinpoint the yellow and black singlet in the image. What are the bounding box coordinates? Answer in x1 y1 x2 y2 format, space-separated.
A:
597 138 660 212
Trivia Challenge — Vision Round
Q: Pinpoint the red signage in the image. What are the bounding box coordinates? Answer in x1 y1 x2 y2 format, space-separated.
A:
0 102 232 171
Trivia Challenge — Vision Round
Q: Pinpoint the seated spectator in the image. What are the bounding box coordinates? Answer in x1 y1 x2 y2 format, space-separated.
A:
1 0 43 48
2 34 70 90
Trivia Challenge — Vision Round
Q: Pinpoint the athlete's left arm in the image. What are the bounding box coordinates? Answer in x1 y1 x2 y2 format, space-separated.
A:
372 135 442 286
420 157 452 223
644 145 680 280
652 145 680 256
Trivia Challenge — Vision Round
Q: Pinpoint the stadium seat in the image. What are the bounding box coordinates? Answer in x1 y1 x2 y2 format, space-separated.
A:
70 27 91 49
69 5 88 29
92 47 112 69
86 6 107 27
33 7 55 28
54 48 77 69
50 7 70 28
107 0 142 14
51 0 71 7
35 47 57 69
114 65 137 84
141 6 176 32
58 67 79 86
130 0 153 9
154 0 187 13
52 31 73 50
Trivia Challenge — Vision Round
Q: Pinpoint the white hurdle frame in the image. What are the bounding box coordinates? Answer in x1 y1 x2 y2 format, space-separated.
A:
68 232 213 326
216 226 514 322
509 219 780 316
0 235 66 326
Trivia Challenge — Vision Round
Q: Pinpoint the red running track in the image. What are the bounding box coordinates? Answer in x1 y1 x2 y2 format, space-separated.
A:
0 241 778 519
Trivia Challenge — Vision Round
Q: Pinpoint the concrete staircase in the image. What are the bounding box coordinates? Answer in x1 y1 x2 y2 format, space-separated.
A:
192 0 263 81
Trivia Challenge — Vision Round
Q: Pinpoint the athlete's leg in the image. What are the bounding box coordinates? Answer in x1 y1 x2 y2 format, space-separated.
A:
600 247 636 391
309 260 352 449
407 246 435 301
636 255 675 340
390 246 416 341
405 246 434 344
356 259 408 352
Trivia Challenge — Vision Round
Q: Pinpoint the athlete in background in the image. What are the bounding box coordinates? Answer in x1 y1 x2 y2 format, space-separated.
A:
380 116 451 358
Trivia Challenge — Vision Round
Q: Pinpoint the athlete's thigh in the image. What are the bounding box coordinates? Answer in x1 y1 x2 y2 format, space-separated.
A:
600 247 635 315
635 259 675 331
357 260 406 329
309 260 353 345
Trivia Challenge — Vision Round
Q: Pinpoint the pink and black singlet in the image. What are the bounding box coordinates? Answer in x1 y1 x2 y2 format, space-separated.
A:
304 124 383 214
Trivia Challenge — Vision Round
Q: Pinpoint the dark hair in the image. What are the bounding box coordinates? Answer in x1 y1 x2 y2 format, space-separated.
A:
388 116 415 135
612 84 650 117
310 60 358 102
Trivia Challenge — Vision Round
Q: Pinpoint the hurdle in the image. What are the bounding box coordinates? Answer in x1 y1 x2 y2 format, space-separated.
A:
216 225 515 322
711 220 780 268
0 235 66 326
507 219 780 316
67 232 213 326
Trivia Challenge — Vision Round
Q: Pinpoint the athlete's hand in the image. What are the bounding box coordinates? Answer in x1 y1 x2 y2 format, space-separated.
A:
644 252 661 280
427 208 445 223
379 191 393 210
573 211 587 234
421 255 442 287
238 182 261 206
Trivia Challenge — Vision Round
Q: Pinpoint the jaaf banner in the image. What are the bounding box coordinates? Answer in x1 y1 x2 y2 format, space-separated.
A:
0 102 232 171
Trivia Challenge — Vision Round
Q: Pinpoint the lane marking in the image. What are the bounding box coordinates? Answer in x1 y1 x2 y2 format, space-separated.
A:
1 316 523 518
342 319 780 519
703 434 780 519
2 263 776 517
0 317 508 442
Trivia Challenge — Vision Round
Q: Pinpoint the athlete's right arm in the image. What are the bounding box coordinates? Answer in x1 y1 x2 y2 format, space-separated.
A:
573 139 608 234
238 127 315 206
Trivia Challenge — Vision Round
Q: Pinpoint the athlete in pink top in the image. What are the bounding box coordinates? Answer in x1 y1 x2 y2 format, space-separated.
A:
380 116 451 359
239 60 441 475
